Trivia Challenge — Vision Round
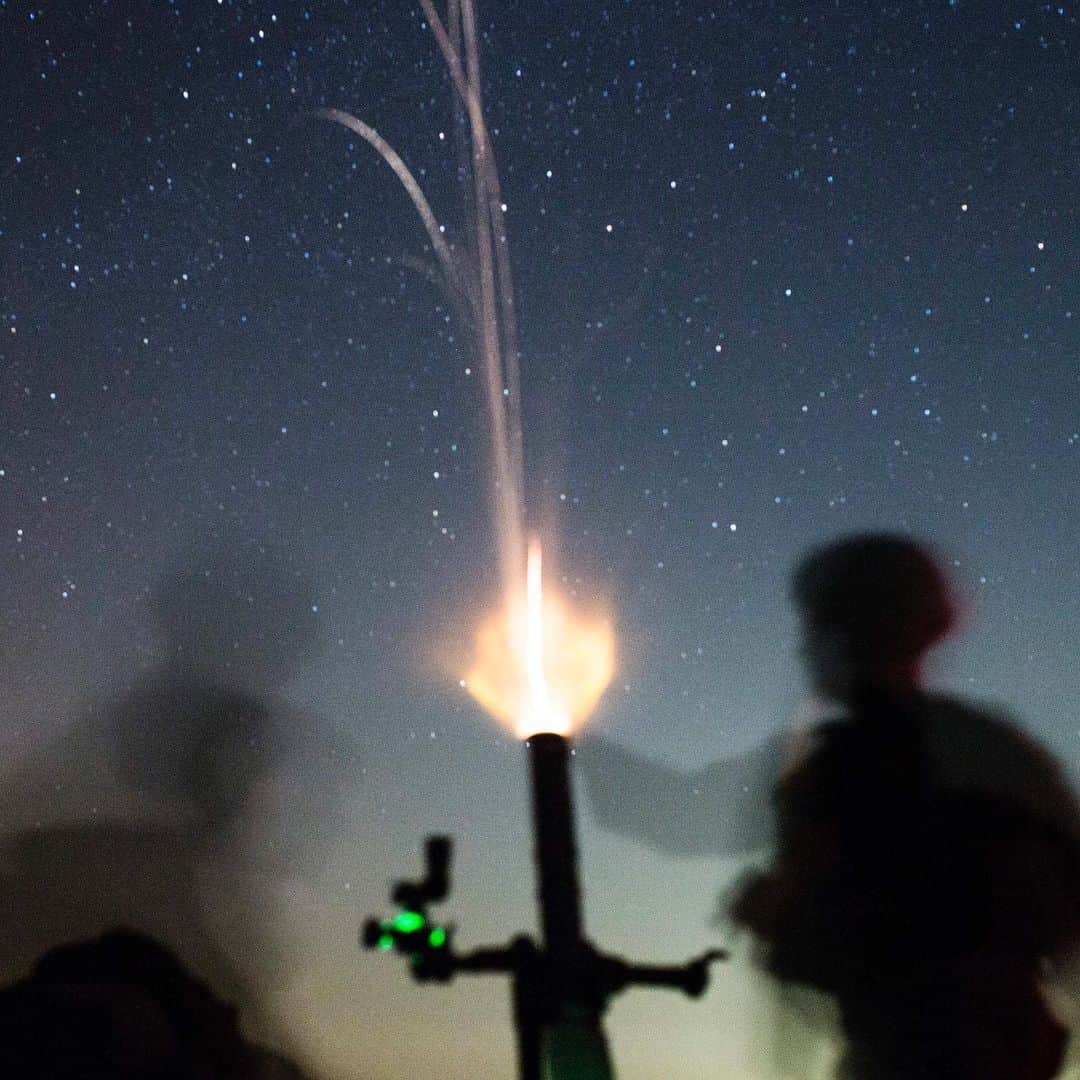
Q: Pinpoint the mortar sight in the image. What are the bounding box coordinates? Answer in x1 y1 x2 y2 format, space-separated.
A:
362 836 453 974
393 835 451 908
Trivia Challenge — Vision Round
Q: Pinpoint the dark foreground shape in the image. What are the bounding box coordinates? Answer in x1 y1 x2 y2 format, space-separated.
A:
730 534 1080 1080
0 929 309 1079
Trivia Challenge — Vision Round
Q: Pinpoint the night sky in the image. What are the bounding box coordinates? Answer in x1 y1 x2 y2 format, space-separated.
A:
2 1 1079 1077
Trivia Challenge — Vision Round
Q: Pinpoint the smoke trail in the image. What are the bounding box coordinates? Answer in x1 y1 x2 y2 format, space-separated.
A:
319 0 526 600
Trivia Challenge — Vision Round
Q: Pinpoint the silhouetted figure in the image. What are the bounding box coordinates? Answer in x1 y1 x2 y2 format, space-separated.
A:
581 725 786 856
729 535 1080 1079
0 929 309 1078
0 548 356 1052
0 679 277 1020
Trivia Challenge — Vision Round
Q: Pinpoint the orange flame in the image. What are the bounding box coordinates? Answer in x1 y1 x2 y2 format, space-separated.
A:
464 539 615 738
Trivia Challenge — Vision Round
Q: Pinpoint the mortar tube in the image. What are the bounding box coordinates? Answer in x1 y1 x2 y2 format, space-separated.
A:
527 732 584 960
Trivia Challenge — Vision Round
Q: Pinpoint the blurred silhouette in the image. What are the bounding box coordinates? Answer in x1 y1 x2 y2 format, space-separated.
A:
581 725 787 857
728 536 1080 1077
581 534 1080 1077
0 547 358 1056
0 928 309 1078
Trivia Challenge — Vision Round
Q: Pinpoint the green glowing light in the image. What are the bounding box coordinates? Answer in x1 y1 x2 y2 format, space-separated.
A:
377 934 394 951
428 927 447 948
393 910 425 934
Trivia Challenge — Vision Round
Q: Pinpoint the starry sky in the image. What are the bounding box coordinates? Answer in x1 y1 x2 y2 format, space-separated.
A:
2 1 1079 1077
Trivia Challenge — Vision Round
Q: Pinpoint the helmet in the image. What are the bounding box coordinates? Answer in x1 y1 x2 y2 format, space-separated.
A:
792 534 956 661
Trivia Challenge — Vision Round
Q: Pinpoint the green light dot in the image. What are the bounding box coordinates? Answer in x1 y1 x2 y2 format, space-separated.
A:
393 910 425 934
377 934 394 951
428 927 447 948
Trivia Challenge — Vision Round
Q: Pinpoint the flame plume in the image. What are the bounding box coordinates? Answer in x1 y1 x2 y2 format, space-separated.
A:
320 6 614 736
465 540 614 739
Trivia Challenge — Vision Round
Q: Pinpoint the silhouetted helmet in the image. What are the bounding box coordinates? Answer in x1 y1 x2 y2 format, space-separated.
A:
791 534 956 661
151 546 323 689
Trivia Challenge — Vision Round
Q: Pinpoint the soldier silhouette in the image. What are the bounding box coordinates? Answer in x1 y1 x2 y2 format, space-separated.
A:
728 534 1080 1079
0 547 353 1054
580 534 1080 1077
